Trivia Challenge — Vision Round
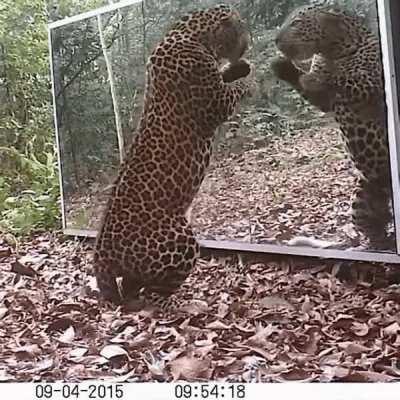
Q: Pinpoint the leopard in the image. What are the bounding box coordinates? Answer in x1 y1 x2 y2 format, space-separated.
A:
271 4 393 250
93 4 255 307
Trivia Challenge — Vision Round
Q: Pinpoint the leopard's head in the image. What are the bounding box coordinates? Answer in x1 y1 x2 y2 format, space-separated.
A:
171 4 250 63
275 5 368 60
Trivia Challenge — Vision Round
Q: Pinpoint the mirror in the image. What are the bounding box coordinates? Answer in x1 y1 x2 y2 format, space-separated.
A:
51 0 396 253
192 0 396 253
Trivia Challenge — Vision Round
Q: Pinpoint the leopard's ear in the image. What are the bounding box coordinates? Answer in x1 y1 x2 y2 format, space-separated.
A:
318 9 348 37
219 9 240 27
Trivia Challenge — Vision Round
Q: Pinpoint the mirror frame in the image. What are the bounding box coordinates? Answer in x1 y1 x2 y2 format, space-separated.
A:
49 0 400 264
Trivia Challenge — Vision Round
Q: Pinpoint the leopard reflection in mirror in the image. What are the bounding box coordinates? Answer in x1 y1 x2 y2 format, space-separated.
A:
271 4 392 250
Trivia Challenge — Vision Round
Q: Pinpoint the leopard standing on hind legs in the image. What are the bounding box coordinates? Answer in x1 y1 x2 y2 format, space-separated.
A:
93 5 256 308
271 4 393 250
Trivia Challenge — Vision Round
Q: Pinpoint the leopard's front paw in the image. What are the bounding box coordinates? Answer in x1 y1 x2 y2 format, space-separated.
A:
270 55 301 86
221 59 251 83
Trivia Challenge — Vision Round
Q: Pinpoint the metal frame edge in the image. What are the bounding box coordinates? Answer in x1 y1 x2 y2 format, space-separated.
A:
48 0 143 29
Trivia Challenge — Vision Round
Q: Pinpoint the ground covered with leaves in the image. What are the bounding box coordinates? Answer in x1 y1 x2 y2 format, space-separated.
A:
192 112 393 251
1 234 400 382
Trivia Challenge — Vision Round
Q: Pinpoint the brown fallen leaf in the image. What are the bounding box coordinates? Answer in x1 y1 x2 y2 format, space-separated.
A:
19 253 47 265
339 342 370 355
301 295 313 314
0 247 11 258
381 360 400 377
279 368 314 381
259 295 295 310
216 358 246 376
35 358 54 372
205 320 231 330
100 345 128 360
110 326 136 344
58 326 75 344
194 344 216 359
179 300 209 315
217 302 230 318
351 322 370 337
46 318 75 333
53 302 83 313
321 365 350 382
246 324 275 347
331 316 355 330
104 369 140 383
194 331 218 347
0 307 8 320
10 260 38 277
15 344 41 360
144 352 167 380
69 347 88 358
295 329 321 355
383 322 400 337
147 362 166 380
169 355 212 381
65 364 87 380
344 370 395 382
244 345 276 361
127 332 152 349
162 348 185 363
0 369 13 382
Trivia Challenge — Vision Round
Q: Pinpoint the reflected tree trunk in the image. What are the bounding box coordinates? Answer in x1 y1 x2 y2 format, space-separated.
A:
97 14 125 161
141 1 147 65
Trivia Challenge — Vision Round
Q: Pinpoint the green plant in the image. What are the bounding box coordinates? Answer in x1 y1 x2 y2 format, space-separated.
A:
0 146 60 234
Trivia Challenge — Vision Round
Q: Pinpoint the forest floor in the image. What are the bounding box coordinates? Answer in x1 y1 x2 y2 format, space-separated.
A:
193 116 357 246
1 233 400 382
192 110 396 251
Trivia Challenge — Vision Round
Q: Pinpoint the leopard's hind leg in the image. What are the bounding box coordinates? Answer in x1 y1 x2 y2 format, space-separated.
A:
121 213 200 308
351 176 393 249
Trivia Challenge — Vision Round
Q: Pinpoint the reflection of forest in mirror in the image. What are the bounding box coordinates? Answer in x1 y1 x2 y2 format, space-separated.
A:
53 0 395 252
52 12 122 229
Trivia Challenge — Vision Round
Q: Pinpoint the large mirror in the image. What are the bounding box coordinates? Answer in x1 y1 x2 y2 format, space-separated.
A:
50 0 398 256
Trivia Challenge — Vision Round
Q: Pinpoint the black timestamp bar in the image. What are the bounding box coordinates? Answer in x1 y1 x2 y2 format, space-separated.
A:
34 383 124 399
174 383 246 399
